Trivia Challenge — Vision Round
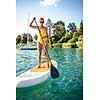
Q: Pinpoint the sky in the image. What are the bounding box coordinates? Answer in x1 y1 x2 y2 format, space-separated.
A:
16 0 83 36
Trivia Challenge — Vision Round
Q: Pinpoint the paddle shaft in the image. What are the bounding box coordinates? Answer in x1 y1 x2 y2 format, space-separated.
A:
35 20 52 65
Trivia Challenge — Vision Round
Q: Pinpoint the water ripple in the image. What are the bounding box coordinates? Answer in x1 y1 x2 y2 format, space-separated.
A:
16 48 83 100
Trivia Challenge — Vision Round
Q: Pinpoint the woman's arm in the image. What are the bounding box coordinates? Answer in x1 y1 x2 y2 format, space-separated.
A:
29 17 38 29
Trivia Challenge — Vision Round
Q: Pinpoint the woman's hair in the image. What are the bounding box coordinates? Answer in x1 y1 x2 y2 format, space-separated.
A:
40 18 44 21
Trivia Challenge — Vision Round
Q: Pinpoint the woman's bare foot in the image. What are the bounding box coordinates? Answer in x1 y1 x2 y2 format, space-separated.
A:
37 65 41 68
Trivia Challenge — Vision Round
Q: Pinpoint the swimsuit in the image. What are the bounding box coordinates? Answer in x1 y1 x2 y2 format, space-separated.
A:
38 27 48 44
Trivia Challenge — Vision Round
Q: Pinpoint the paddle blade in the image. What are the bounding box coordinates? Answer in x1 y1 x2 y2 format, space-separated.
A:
50 63 60 79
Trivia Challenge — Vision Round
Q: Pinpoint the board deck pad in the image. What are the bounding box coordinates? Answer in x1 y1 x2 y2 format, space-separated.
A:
16 60 57 88
31 62 50 72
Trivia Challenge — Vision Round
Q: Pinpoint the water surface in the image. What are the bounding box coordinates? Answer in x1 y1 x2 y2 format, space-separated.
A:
16 48 83 100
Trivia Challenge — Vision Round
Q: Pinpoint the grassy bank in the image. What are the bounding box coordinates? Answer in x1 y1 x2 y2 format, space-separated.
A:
49 42 83 49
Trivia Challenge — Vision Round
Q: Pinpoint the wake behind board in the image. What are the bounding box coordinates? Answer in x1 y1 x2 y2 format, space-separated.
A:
16 60 57 88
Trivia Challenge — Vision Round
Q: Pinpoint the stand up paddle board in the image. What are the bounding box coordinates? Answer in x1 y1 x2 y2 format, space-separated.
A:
16 60 57 88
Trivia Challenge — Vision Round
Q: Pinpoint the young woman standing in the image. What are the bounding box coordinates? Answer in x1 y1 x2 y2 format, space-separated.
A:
29 17 49 68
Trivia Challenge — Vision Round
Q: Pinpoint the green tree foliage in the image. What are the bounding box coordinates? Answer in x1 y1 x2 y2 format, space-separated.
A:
48 37 52 48
67 22 77 33
16 33 33 45
78 35 83 42
51 36 57 44
73 31 79 41
16 20 83 49
78 20 83 35
58 33 71 43
68 38 76 43
34 34 38 40
21 33 27 44
53 21 66 40
27 33 33 42
16 35 21 44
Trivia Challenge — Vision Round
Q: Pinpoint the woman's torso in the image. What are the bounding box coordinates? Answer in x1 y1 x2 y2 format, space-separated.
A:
38 26 48 44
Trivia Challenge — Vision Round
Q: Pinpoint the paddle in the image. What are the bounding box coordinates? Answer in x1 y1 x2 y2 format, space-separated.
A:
34 19 59 79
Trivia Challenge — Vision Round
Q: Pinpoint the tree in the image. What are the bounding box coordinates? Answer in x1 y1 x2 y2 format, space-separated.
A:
58 32 71 43
78 20 83 35
45 18 53 36
78 35 83 42
73 31 79 41
67 22 77 33
27 33 33 42
16 33 34 45
34 34 38 40
53 21 66 40
21 33 27 44
16 35 21 44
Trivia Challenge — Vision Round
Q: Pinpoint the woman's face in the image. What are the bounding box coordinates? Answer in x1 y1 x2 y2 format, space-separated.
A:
39 19 44 25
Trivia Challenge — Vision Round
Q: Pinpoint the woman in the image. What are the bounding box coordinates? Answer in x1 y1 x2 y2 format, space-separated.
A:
29 17 49 68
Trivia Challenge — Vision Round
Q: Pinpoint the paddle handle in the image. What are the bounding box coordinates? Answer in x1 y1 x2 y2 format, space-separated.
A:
34 20 52 65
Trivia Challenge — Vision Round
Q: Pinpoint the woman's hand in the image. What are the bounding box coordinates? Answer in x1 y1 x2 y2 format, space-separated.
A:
33 17 36 21
29 17 38 29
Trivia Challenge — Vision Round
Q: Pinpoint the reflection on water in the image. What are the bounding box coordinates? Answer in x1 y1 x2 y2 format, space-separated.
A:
16 48 83 100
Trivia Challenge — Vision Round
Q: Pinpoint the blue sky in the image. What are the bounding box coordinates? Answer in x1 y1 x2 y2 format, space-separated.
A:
16 0 83 36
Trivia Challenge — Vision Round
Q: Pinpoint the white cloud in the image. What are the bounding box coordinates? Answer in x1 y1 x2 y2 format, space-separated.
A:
40 0 60 7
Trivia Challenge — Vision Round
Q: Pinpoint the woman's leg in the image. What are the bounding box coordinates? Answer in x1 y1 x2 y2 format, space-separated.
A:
44 42 49 68
37 42 43 68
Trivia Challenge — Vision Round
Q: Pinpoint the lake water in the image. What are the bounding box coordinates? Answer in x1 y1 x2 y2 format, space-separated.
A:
16 48 83 100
